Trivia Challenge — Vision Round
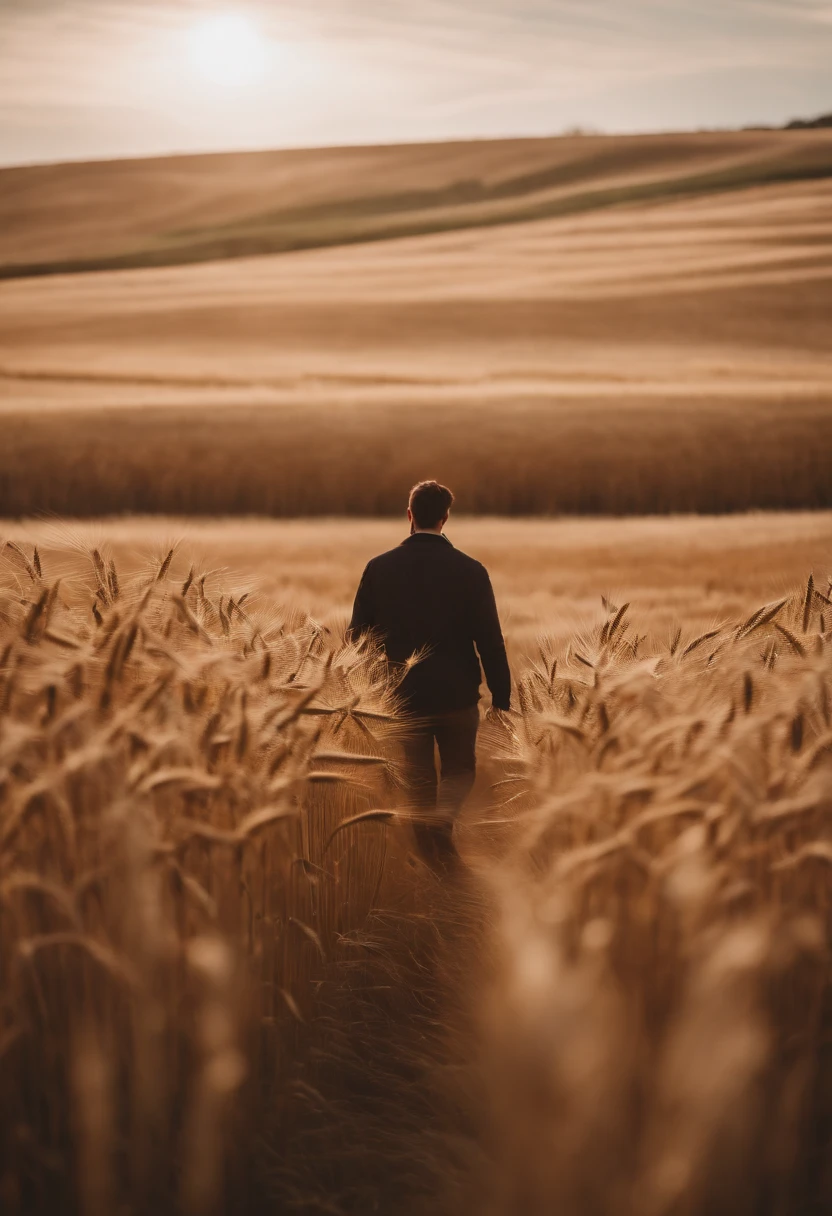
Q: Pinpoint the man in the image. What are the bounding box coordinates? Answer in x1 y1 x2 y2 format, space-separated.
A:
348 480 511 870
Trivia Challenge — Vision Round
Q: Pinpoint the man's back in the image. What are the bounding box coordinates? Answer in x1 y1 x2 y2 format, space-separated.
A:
349 532 511 716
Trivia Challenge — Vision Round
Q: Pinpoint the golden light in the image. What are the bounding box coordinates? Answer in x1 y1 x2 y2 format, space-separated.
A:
187 12 267 88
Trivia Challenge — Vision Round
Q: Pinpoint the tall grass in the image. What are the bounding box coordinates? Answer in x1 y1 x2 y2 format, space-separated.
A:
3 397 832 518
1 540 831 1213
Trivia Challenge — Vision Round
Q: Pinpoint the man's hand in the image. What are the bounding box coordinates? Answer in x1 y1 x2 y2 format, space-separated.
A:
485 706 518 744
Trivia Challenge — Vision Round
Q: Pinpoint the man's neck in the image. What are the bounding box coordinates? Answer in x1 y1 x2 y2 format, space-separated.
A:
413 528 444 537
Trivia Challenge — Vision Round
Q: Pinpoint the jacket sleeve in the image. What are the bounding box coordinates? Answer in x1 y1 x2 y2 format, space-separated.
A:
347 563 375 641
472 566 512 710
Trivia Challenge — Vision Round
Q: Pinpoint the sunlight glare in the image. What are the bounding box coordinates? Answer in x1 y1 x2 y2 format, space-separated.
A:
187 12 267 88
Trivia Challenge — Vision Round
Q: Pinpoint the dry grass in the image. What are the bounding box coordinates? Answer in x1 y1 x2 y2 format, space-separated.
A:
1 531 831 1214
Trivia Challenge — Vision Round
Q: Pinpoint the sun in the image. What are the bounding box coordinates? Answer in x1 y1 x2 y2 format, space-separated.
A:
187 12 267 88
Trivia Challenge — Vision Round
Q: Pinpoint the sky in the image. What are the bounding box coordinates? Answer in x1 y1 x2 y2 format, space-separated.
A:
1 0 831 166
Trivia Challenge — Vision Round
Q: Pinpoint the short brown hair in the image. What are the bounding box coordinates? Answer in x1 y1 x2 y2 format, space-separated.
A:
408 480 454 529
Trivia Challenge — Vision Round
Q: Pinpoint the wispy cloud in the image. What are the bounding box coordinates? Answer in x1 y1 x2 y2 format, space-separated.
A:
0 0 830 164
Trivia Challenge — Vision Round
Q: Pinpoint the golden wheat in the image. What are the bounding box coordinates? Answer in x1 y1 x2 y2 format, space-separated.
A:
2 399 832 519
1 540 831 1214
0 540 403 1214
476 576 832 1215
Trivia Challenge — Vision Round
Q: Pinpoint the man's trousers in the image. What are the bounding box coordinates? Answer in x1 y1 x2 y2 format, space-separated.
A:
401 705 479 869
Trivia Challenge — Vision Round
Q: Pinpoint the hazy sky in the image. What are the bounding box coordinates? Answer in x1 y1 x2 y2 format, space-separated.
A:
1 0 831 165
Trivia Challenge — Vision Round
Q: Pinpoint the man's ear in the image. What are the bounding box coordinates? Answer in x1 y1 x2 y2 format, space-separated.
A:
407 508 413 523
440 514 449 529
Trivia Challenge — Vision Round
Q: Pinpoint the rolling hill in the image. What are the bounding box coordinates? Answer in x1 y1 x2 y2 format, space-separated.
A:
0 128 830 517
1 128 831 279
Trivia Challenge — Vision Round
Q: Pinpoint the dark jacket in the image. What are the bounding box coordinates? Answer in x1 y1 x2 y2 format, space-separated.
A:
348 533 511 715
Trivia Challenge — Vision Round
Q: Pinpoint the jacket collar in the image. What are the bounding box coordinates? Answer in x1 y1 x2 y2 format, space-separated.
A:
401 532 452 546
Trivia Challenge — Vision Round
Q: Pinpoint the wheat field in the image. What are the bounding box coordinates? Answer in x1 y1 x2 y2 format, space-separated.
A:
1 520 831 1214
5 512 832 652
2 129 829 277
2 126 832 1212
1 132 831 517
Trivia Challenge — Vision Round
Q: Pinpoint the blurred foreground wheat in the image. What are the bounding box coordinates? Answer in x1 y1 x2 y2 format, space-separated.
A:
0 540 402 1215
1 540 831 1216
480 576 832 1216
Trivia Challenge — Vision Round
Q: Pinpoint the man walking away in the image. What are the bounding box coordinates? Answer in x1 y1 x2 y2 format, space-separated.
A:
348 480 511 871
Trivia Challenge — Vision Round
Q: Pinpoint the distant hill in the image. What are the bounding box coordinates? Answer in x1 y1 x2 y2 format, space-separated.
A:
787 112 832 130
1 127 831 281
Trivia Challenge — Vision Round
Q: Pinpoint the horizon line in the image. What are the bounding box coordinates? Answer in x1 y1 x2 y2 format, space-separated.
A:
2 113 829 174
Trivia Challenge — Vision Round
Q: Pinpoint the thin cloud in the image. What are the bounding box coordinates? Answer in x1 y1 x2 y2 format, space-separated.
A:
0 0 830 164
